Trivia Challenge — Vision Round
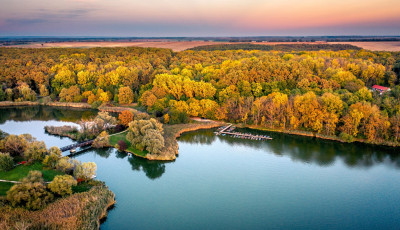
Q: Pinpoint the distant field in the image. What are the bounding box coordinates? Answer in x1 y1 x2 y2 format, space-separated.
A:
4 40 400 52
6 41 223 52
329 41 400 51
189 43 360 51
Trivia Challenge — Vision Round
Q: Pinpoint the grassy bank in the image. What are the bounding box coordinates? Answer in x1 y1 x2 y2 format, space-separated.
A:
0 162 65 196
0 184 115 230
109 131 148 157
146 121 224 161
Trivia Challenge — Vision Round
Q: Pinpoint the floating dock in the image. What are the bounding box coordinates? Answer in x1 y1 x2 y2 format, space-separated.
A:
215 124 272 141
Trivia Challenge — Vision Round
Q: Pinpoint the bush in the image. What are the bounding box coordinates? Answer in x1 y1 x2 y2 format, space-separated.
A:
42 153 60 169
91 101 102 109
6 171 54 210
113 124 126 133
48 175 77 197
339 132 354 142
92 131 110 148
117 140 128 151
0 152 14 172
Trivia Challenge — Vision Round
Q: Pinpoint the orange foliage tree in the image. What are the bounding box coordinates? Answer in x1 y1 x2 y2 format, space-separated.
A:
119 110 134 126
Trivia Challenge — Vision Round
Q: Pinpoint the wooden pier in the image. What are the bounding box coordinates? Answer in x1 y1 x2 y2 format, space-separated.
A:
215 124 272 141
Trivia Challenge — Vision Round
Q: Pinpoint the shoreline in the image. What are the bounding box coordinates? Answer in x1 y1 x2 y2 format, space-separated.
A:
246 125 400 149
147 121 225 161
1 101 398 151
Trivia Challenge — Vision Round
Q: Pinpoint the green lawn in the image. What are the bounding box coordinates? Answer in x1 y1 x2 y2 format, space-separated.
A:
0 162 65 196
109 131 148 157
0 182 13 196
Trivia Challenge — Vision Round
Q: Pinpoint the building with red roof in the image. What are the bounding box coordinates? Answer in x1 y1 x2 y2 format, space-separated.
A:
372 85 390 94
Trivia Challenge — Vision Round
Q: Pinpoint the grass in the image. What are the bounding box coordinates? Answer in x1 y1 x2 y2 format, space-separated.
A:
72 180 103 193
0 162 65 196
0 182 13 196
109 131 148 157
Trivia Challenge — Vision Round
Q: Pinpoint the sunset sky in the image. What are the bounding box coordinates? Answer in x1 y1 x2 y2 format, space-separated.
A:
1 0 399 36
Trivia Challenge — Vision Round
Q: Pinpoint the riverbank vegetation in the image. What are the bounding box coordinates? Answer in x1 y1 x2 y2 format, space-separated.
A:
0 183 115 230
1 47 400 146
0 130 101 210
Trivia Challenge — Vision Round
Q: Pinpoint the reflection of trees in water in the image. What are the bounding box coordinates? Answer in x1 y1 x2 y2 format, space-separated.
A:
94 148 113 158
128 156 166 180
91 148 167 179
0 106 40 123
178 129 216 145
179 128 400 169
0 106 97 124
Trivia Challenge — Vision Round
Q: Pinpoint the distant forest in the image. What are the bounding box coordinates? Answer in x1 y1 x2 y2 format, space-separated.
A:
188 44 361 52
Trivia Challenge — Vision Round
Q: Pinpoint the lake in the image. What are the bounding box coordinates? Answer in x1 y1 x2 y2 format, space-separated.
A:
1 106 400 230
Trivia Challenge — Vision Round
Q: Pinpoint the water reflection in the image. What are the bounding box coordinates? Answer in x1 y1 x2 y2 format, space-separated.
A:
0 106 97 124
179 128 400 169
88 147 167 180
128 156 166 180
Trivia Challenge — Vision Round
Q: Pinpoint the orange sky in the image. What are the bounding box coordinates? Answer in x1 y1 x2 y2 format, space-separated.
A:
0 0 399 36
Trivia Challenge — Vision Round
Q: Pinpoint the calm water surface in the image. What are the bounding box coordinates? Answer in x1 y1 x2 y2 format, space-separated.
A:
1 107 400 230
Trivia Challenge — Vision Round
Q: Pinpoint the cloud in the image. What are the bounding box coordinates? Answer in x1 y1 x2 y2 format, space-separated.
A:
3 8 95 27
35 8 95 19
5 18 48 25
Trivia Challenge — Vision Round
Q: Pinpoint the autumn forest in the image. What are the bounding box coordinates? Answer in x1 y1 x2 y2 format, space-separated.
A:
1 46 400 145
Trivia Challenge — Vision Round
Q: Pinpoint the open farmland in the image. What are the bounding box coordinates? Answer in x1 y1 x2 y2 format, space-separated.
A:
329 41 400 51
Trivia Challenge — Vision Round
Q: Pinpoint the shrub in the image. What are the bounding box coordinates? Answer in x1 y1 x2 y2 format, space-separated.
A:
43 147 62 168
91 101 102 109
42 153 60 169
117 140 128 151
92 131 109 148
48 175 77 197
7 171 54 210
0 152 14 172
339 132 354 142
48 146 62 157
